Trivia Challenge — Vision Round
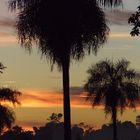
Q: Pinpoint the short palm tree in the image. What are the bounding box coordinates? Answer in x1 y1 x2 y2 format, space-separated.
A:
0 64 21 134
8 0 122 140
84 59 140 140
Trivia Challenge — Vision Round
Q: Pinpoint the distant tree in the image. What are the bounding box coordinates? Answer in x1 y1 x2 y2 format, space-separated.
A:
84 59 140 140
0 125 34 140
47 113 63 123
19 131 34 140
119 121 137 140
0 63 21 134
34 120 64 140
136 115 140 129
8 0 111 140
128 6 140 36
12 125 23 134
71 125 84 140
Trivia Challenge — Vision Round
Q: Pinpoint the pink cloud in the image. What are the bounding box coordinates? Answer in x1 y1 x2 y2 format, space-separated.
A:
0 18 15 27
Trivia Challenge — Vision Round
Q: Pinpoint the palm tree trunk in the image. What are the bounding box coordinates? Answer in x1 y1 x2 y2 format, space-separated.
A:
62 57 71 140
112 107 118 140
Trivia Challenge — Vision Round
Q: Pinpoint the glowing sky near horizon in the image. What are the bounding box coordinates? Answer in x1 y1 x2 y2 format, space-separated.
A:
0 0 140 130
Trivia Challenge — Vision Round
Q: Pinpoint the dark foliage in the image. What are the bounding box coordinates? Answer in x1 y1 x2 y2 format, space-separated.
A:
9 0 109 67
0 63 21 134
128 6 140 36
0 125 34 140
0 105 15 134
98 0 122 7
1 121 140 140
47 113 63 122
0 88 21 105
0 88 21 134
0 63 6 73
84 59 140 140
85 59 140 113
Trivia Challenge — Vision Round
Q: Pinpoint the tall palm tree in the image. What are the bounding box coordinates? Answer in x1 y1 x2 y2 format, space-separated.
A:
8 0 121 140
84 59 140 140
0 64 21 134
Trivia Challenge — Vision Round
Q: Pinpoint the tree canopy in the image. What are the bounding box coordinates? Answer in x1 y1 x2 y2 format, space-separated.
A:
85 59 140 113
9 0 109 67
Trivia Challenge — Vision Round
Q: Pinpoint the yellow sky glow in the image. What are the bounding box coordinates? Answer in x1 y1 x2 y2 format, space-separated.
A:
109 32 130 38
0 33 17 43
0 31 134 45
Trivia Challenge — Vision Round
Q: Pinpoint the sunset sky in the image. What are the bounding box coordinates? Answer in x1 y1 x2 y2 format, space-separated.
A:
1 0 140 130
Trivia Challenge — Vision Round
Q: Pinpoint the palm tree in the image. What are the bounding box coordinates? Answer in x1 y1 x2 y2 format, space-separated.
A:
8 0 121 140
84 59 140 140
0 64 21 134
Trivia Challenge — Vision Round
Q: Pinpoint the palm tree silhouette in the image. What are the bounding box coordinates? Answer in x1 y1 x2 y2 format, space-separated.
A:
8 0 122 140
85 59 140 140
0 64 21 134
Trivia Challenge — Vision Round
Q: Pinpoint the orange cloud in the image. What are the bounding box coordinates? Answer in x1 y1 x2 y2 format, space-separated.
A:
0 19 15 27
18 89 91 108
0 18 17 44
0 32 17 44
109 32 130 38
2 88 140 110
11 89 140 110
3 88 139 131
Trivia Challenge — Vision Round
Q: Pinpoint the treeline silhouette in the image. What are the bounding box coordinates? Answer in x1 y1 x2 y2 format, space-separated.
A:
1 113 140 140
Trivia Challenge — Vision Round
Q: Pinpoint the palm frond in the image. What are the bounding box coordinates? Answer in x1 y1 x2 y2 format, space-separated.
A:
123 82 140 106
98 0 123 7
0 88 21 105
116 59 130 71
0 63 6 74
0 105 15 133
9 0 36 11
128 6 140 36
